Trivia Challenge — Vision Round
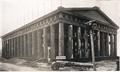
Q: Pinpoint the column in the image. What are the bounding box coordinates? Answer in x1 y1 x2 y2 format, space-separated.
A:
11 39 13 57
6 40 8 58
5 41 7 58
2 41 5 57
14 38 16 57
12 38 14 57
7 40 10 58
38 29 44 58
21 36 24 57
15 38 17 57
84 29 88 58
34 31 38 59
59 22 64 56
43 28 48 59
27 33 32 57
77 27 82 58
103 33 105 56
26 34 29 57
8 40 10 58
19 36 22 57
16 37 18 57
100 32 103 56
32 31 38 59
32 32 35 57
111 34 115 56
114 34 117 56
110 34 113 56
24 35 27 57
37 30 40 58
50 25 55 60
30 33 32 57
97 31 100 57
68 25 73 59
112 34 115 56
17 37 20 57
106 33 109 56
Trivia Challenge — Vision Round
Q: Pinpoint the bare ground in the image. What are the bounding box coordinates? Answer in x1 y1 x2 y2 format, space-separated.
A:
0 58 117 71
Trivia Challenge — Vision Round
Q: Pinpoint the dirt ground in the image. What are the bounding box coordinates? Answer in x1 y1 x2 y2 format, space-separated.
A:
0 58 118 71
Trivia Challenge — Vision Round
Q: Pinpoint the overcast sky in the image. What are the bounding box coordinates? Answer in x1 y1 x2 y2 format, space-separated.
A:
0 0 120 56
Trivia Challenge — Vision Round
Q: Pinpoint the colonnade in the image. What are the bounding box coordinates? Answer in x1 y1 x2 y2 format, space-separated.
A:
2 22 117 61
2 23 65 61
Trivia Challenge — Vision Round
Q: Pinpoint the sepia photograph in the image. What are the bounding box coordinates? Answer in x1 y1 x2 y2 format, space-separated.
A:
0 0 120 71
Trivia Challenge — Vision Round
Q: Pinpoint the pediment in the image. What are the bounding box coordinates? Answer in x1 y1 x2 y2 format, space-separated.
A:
63 7 119 29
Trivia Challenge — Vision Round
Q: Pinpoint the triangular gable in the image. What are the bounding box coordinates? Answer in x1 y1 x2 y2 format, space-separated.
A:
63 7 119 29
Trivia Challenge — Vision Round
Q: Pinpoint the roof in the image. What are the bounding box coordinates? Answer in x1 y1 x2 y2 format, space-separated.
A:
1 6 119 38
59 6 119 29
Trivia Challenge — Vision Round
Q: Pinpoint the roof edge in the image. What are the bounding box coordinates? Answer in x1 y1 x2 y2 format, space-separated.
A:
1 7 63 38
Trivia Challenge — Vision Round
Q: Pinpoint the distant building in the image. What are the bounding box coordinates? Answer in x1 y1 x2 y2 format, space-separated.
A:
1 7 119 62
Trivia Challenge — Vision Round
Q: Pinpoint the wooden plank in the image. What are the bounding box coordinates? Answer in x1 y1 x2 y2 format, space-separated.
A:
56 61 93 66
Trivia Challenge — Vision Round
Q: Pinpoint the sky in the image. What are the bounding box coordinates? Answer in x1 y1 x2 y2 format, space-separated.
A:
0 0 120 56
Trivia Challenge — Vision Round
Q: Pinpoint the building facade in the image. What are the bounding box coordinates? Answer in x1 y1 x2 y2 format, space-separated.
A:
1 7 119 62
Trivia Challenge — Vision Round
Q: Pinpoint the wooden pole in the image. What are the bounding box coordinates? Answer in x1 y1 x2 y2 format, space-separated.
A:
90 30 96 71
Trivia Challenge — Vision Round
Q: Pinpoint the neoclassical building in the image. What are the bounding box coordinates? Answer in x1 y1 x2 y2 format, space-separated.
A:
1 7 119 62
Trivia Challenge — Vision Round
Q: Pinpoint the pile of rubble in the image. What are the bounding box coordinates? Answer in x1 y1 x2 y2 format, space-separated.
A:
96 60 117 71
